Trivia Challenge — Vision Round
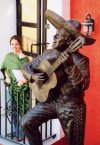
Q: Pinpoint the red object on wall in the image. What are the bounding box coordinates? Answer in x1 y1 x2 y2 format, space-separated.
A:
62 0 100 145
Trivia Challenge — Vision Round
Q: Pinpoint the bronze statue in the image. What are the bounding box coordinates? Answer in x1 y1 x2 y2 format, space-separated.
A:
20 10 95 145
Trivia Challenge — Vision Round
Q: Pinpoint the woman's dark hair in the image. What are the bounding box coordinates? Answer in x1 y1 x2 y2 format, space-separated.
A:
10 35 22 46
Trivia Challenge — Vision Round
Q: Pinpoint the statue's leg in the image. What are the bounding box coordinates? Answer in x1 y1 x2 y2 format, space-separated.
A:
20 102 57 145
58 103 86 145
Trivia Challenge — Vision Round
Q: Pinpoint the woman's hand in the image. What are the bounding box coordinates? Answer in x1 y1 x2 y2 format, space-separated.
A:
5 77 11 84
5 71 11 84
17 79 27 86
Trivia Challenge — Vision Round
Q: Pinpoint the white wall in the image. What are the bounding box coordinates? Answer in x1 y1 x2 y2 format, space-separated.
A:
47 0 62 48
46 0 70 49
0 0 16 114
0 0 16 78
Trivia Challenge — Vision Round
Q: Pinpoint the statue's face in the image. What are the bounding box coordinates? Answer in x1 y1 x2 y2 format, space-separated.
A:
52 28 70 51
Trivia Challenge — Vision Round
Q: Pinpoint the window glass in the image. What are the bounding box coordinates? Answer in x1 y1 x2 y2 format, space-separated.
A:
22 27 37 53
21 0 37 23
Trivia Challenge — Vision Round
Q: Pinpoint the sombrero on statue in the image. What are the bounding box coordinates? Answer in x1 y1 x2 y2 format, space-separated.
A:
45 9 96 45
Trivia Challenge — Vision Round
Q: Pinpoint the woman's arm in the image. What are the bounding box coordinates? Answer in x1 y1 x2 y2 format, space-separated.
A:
5 71 11 84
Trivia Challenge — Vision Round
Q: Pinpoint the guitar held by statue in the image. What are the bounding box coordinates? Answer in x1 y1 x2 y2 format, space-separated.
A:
29 36 85 102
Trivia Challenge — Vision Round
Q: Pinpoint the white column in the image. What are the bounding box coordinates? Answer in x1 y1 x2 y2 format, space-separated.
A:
0 0 16 76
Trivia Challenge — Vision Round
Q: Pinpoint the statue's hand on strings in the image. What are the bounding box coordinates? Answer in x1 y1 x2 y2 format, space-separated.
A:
60 52 69 63
32 72 48 83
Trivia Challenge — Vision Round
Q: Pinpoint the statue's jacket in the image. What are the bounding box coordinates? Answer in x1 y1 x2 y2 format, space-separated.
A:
22 49 90 104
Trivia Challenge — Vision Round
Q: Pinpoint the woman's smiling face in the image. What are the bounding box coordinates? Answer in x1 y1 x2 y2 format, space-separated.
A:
10 39 21 55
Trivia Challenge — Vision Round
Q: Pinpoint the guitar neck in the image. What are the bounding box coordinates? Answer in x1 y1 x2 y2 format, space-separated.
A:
46 48 69 77
46 57 62 77
46 36 85 77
